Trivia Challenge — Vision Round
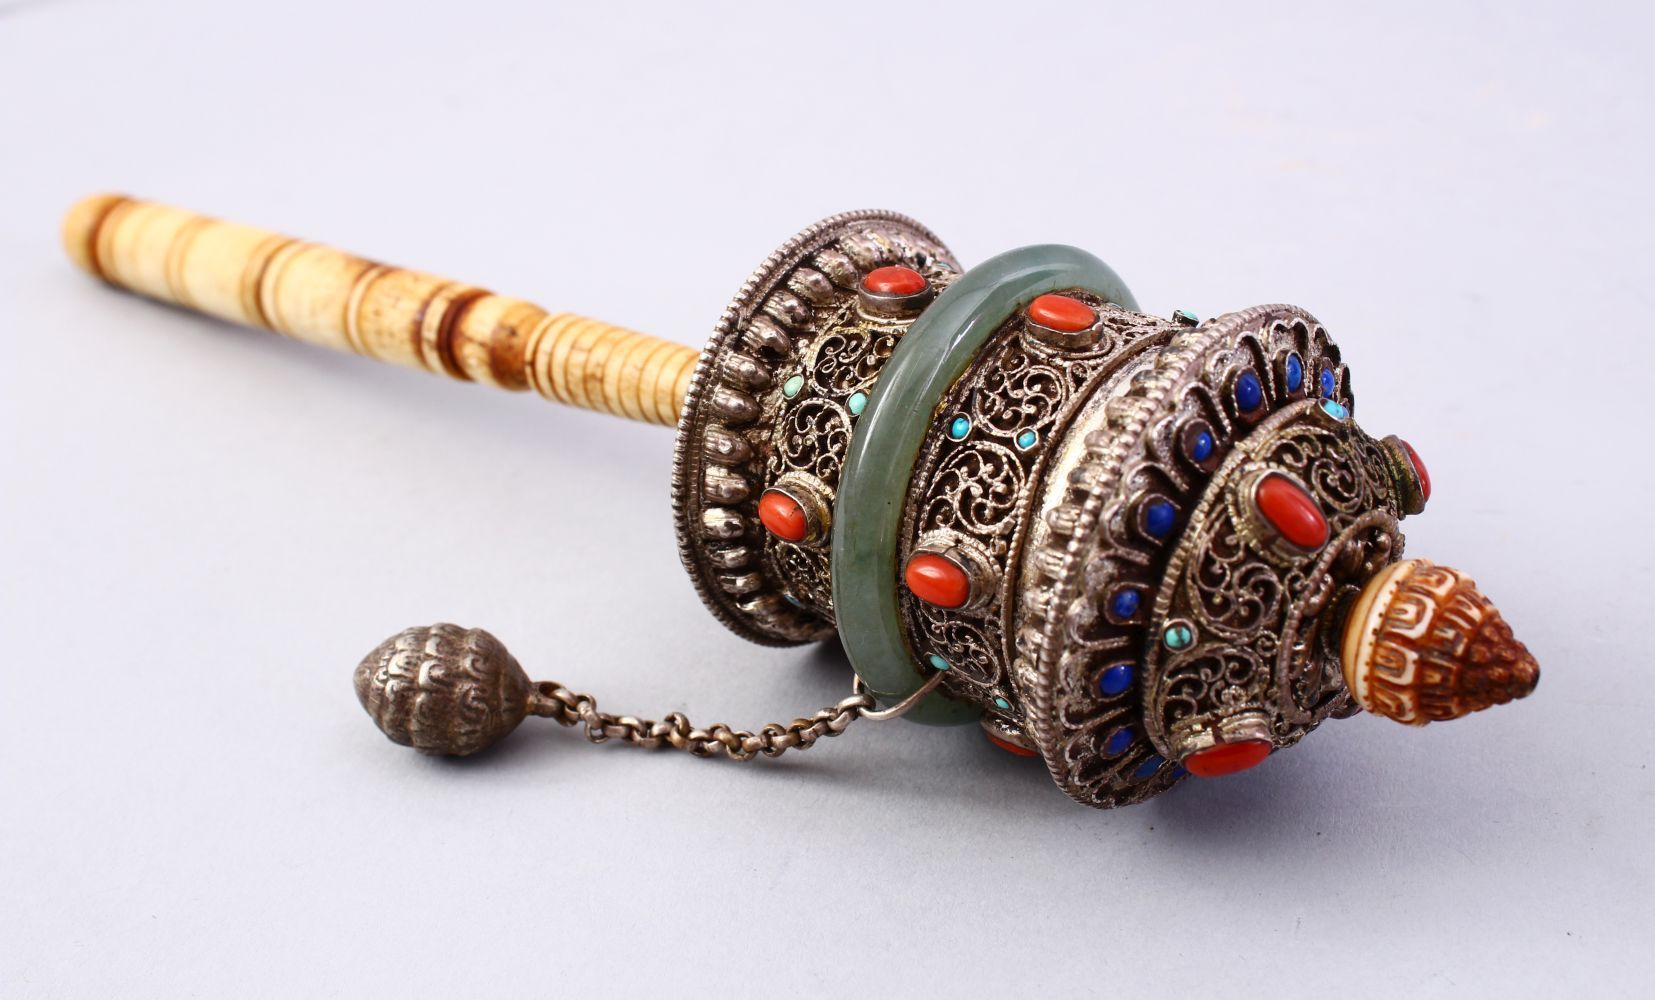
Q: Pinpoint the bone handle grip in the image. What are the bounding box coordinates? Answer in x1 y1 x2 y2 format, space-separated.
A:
61 194 699 426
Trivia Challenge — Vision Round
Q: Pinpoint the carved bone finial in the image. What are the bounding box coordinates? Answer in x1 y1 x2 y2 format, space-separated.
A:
1341 560 1540 725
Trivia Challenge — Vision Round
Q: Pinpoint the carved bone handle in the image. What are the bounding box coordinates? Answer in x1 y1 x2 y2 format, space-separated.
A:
61 195 699 426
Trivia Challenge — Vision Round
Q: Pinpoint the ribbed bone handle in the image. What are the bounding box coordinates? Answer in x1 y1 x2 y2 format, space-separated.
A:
61 194 699 425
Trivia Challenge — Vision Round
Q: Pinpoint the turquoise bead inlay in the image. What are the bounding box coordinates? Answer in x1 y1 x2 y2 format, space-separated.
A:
1163 623 1195 650
993 696 1011 711
1321 399 1350 421
783 374 805 398
927 653 951 672
1015 428 1038 450
831 245 1137 724
948 415 971 440
847 391 868 416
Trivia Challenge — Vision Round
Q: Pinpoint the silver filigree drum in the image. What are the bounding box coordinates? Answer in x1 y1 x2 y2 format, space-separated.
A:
668 215 1540 808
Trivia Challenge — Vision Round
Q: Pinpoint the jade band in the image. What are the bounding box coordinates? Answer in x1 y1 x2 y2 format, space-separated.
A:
830 245 1138 724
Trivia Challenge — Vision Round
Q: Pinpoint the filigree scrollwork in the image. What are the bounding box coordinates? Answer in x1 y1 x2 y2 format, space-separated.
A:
773 543 833 612
1022 305 1374 808
773 398 851 482
1160 644 1264 731
899 296 1177 725
914 606 1003 686
971 354 1070 436
1144 402 1403 755
1274 513 1403 724
1185 522 1286 639
924 442 1027 544
809 323 902 396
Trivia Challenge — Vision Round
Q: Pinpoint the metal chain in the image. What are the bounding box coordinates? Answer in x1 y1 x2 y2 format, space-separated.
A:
522 671 946 761
356 625 954 760
527 682 876 761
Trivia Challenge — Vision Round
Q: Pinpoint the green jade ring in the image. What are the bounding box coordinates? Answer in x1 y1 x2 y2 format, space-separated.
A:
834 245 1136 724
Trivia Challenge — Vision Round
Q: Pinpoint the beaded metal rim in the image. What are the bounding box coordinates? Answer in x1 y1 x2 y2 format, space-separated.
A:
670 210 958 646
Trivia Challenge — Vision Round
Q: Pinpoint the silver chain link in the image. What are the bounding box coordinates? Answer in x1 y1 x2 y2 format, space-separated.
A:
527 682 877 761
523 670 946 761
356 624 954 760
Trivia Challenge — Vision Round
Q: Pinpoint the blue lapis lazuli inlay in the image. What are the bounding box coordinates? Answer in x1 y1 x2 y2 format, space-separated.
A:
1015 429 1038 450
1320 367 1337 398
1104 728 1134 756
1110 588 1141 619
1144 499 1176 538
1285 354 1304 393
948 415 971 440
1098 663 1134 697
1134 755 1165 779
1191 430 1214 462
1321 399 1350 421
1235 371 1264 412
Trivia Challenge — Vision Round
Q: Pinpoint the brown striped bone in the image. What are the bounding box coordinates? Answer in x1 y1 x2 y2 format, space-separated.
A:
61 195 699 426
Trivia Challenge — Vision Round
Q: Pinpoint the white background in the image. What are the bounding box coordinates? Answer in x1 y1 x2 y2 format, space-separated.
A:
2 1 1651 996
